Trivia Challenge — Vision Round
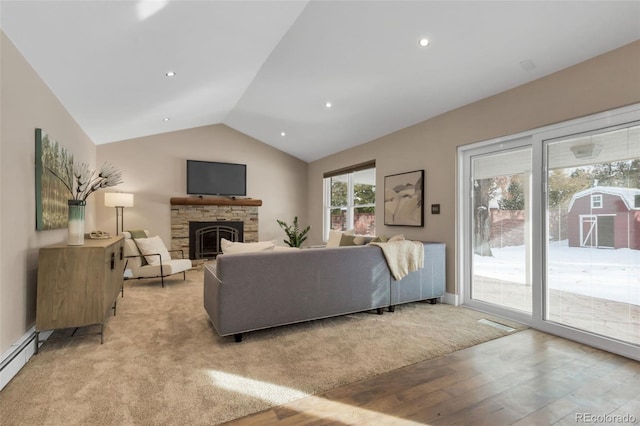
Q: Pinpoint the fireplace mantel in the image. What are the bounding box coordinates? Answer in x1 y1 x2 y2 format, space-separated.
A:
170 197 262 207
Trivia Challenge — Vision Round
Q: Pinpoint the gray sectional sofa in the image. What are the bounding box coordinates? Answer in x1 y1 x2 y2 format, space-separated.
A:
203 242 445 341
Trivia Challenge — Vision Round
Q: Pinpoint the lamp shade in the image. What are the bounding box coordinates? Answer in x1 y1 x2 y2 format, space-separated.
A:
104 192 134 208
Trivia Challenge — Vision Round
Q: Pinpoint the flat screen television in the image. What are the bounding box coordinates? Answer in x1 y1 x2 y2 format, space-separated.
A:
186 160 247 196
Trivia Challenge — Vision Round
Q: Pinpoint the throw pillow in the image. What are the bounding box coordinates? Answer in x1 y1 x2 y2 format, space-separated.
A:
134 235 172 266
388 234 405 242
327 229 356 248
124 230 150 266
126 229 148 239
339 234 357 246
353 235 367 245
220 238 276 254
353 236 376 245
326 230 343 248
369 235 389 243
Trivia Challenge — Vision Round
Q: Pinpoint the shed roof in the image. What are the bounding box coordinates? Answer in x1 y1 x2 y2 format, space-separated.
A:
568 186 640 211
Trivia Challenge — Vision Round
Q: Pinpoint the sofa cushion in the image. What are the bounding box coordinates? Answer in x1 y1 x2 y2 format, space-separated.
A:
221 238 275 254
134 235 172 265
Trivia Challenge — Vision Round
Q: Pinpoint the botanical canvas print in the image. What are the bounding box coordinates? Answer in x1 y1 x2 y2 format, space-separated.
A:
35 129 73 230
384 170 424 226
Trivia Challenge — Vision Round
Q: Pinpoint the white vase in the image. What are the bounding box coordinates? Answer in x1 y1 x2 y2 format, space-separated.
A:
67 200 86 246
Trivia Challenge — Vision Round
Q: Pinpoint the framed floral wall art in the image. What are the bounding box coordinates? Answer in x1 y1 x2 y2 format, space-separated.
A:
384 169 424 227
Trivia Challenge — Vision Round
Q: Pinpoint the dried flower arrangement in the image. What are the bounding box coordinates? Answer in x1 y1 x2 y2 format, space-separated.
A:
48 162 123 201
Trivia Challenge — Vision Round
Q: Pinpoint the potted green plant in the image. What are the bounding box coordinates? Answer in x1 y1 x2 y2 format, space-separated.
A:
277 216 311 248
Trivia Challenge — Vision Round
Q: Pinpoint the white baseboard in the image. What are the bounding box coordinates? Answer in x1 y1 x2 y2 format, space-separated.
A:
442 292 459 306
0 328 51 391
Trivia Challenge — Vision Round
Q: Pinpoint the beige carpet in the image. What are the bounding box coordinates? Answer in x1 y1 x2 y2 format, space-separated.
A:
0 269 526 425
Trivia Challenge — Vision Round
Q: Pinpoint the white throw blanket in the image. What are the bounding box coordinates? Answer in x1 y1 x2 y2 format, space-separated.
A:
370 240 424 280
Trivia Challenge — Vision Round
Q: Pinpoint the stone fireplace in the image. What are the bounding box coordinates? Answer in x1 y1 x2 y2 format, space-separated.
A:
170 197 262 266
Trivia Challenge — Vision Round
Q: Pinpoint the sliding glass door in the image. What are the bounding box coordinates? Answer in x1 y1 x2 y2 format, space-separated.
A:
544 124 640 346
464 142 533 319
459 105 640 360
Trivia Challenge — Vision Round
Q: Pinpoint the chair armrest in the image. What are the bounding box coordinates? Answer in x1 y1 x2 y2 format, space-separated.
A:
125 253 164 263
124 254 146 259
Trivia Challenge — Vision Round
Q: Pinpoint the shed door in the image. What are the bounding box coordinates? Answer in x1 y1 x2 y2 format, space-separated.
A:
597 216 615 248
580 216 596 247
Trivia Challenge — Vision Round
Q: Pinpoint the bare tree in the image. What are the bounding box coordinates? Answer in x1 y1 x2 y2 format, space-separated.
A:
473 179 493 256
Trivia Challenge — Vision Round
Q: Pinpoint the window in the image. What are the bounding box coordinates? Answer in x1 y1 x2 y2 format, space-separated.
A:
324 161 376 240
591 194 603 208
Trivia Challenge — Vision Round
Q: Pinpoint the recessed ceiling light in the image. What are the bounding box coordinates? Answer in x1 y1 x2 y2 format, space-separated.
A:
162 117 170 122
165 71 176 77
325 101 332 108
418 38 430 47
281 131 286 137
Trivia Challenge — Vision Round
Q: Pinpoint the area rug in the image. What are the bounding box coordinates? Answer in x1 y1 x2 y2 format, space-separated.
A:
0 270 526 425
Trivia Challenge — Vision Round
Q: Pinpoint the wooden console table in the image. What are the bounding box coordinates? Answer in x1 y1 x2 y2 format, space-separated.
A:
35 236 125 352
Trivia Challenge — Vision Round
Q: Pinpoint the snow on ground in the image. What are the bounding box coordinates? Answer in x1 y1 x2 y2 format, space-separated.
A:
473 240 640 306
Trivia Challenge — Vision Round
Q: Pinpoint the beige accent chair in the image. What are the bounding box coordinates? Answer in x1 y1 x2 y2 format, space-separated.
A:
122 230 192 289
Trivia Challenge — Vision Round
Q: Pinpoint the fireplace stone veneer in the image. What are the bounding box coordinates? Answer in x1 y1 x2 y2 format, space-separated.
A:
170 197 262 266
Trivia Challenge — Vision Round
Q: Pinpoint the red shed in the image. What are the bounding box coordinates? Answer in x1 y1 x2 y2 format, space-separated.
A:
567 186 640 249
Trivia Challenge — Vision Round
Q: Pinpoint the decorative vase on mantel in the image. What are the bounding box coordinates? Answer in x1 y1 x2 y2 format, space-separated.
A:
67 200 86 246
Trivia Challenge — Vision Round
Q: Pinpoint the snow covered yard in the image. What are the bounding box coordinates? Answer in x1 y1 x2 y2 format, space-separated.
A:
473 240 640 306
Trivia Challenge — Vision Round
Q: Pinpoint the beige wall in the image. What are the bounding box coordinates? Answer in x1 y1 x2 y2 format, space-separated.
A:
307 40 640 295
95 125 308 246
0 31 96 353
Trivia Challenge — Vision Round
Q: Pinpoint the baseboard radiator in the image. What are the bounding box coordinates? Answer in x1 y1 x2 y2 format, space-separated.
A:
0 328 51 391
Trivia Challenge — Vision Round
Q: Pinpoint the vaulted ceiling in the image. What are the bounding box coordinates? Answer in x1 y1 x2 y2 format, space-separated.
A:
1 1 639 162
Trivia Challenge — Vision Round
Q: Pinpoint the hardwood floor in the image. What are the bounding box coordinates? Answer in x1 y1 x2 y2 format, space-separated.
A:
224 330 640 425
